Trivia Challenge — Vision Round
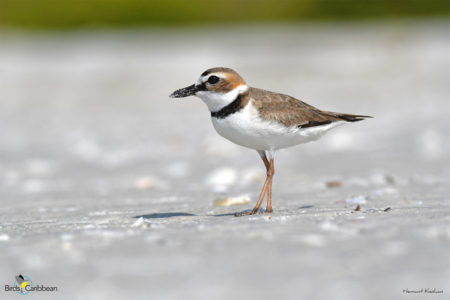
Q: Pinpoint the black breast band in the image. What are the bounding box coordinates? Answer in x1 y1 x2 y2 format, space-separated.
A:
210 94 243 119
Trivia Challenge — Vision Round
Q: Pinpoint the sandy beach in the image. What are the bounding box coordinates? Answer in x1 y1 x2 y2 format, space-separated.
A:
0 21 449 299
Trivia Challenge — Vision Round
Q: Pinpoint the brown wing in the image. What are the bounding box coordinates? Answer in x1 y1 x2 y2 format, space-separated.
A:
249 87 371 127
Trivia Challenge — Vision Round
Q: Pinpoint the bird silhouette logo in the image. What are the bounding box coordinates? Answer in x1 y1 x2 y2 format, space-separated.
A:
14 274 33 295
15 275 28 289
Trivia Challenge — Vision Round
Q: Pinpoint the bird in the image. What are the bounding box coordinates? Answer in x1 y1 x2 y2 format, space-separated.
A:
170 67 371 216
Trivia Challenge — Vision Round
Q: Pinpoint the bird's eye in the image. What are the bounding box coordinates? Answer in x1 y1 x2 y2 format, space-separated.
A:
207 75 219 84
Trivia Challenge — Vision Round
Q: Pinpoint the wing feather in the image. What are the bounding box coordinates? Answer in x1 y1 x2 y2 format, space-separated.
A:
249 88 371 127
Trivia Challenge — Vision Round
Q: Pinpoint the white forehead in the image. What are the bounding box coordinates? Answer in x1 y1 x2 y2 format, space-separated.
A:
195 72 228 85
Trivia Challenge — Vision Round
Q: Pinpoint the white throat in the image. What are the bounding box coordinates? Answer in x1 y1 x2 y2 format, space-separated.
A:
196 85 248 112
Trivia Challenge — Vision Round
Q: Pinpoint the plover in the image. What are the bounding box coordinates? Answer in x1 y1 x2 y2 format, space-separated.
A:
170 67 371 216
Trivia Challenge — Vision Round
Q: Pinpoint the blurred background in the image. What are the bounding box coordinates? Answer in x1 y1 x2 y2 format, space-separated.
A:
0 0 448 28
0 1 449 300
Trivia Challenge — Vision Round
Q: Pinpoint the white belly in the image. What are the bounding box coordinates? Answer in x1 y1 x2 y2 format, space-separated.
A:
211 101 345 151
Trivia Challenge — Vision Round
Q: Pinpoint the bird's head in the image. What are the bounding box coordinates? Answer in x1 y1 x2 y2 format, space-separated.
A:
170 67 248 112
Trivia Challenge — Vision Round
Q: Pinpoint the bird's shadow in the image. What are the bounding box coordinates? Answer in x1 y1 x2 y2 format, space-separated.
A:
134 212 196 219
134 206 315 219
133 211 239 219
212 212 239 217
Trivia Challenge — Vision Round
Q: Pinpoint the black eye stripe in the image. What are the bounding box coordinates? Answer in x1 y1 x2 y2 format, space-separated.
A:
207 75 220 84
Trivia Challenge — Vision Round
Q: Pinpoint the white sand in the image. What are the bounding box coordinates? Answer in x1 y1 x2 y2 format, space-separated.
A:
0 21 449 300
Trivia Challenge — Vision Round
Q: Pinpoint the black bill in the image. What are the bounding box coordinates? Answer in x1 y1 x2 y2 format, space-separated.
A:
169 84 199 98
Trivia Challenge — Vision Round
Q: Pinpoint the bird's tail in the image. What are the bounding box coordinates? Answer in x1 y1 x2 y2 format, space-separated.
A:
326 112 373 122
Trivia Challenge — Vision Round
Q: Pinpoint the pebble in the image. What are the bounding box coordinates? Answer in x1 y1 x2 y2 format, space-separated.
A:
326 180 342 188
213 195 251 206
206 168 237 192
131 217 145 228
0 234 10 241
134 176 156 190
89 211 107 216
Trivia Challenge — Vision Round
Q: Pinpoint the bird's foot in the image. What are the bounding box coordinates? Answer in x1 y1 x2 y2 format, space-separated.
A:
234 208 267 217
